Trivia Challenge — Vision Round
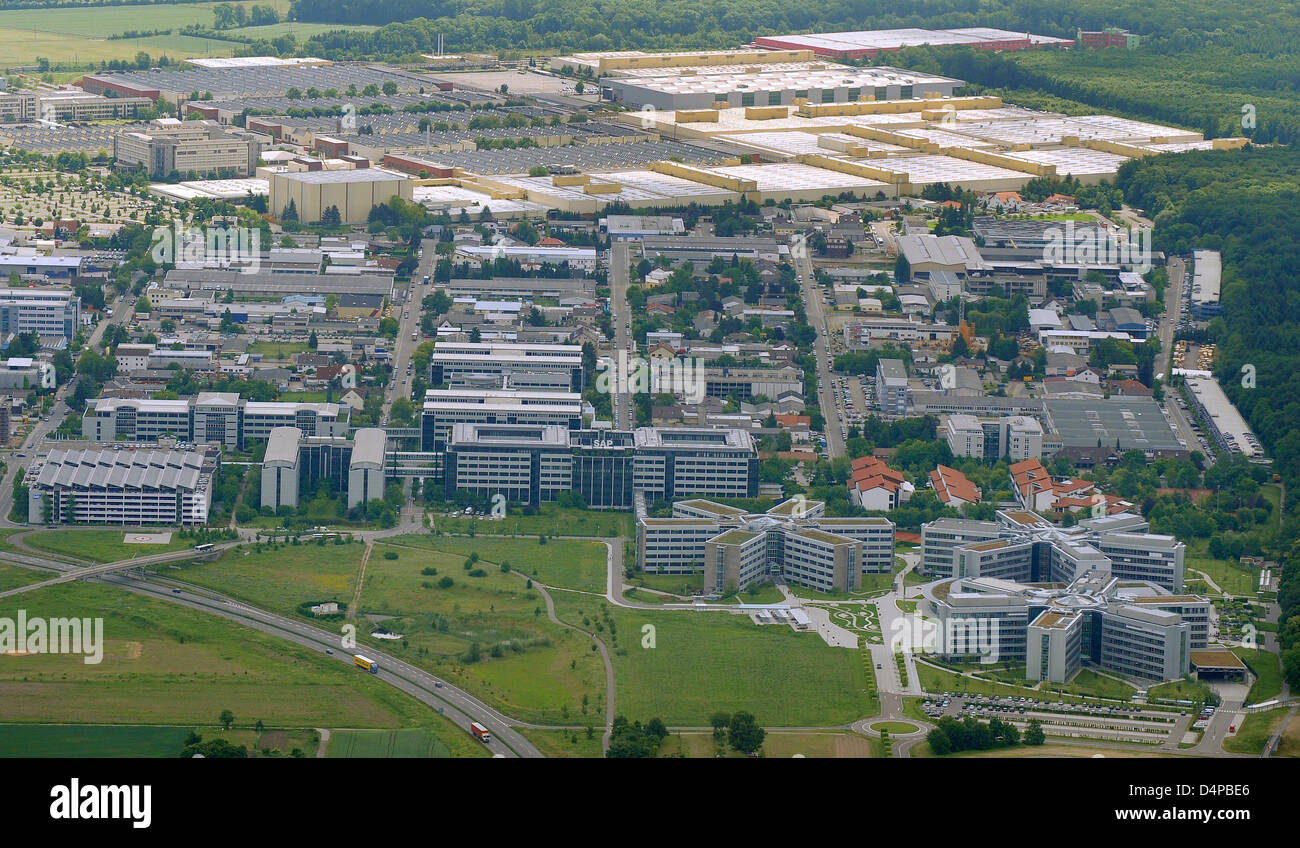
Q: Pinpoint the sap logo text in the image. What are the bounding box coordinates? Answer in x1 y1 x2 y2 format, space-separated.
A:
50 779 151 829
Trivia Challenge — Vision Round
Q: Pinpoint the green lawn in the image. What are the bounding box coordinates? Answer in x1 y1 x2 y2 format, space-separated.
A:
429 504 633 538
627 572 703 596
355 542 608 726
176 540 364 620
21 528 201 563
916 662 1101 705
870 721 919 734
247 341 310 359
1148 677 1216 704
550 591 873 726
1223 707 1289 755
279 391 330 403
1184 540 1258 596
387 534 608 594
1059 669 1138 701
1238 648 1283 705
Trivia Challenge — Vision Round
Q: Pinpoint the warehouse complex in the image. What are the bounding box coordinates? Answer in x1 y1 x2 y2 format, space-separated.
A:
753 27 1075 59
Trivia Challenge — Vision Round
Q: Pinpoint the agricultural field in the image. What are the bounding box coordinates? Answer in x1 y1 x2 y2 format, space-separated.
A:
0 1 301 68
349 541 608 725
0 724 321 757
387 534 608 594
0 580 444 731
326 728 455 758
174 539 364 619
21 527 199 563
549 591 873 727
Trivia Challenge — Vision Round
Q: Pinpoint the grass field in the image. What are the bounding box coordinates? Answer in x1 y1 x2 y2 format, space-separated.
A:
354 542 607 725
1238 648 1283 705
659 731 872 758
279 391 330 403
0 562 44 592
175 540 364 619
21 528 200 563
1059 669 1138 701
1184 540 1258 597
389 534 607 594
518 727 604 758
626 572 703 596
247 341 309 359
1223 707 1289 755
1148 676 1216 704
429 505 632 539
550 591 873 726
870 721 919 734
0 580 445 731
327 728 452 758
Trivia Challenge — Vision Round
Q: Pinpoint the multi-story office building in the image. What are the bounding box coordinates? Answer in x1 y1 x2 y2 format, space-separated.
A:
0 288 80 340
631 427 757 501
429 342 583 393
922 568 1200 682
420 388 583 451
83 394 350 448
921 510 1186 591
115 118 262 178
261 427 386 510
28 445 217 526
638 497 894 592
441 423 757 508
945 414 1043 462
876 358 909 415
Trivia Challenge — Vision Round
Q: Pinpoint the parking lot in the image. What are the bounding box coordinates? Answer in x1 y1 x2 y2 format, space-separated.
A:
921 692 1188 746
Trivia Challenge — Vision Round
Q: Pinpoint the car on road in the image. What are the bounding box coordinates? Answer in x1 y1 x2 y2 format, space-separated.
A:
171 588 181 594
325 649 334 655
434 681 443 688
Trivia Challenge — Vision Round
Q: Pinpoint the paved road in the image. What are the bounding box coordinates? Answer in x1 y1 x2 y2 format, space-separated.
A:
0 543 544 758
0 291 138 528
608 241 634 430
380 251 429 425
794 247 845 459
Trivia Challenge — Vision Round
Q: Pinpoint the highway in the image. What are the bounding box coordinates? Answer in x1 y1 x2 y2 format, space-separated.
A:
793 247 846 459
608 241 634 430
0 545 544 758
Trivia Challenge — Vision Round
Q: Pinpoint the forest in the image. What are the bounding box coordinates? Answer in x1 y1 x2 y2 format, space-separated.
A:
276 0 1300 63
